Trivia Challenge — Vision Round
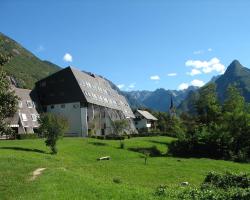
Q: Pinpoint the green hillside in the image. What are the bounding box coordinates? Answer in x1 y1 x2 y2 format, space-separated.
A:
1 137 250 200
0 33 61 89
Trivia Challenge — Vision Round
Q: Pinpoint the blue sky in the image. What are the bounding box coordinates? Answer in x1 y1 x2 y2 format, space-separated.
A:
1 0 250 91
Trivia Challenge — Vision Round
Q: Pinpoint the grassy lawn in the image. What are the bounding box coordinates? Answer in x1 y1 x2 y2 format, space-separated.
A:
1 136 250 200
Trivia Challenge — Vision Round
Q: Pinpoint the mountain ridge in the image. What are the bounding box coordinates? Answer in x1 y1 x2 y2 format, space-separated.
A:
178 59 250 112
0 32 61 89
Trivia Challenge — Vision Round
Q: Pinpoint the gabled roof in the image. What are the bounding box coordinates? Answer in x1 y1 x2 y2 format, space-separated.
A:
70 67 134 118
136 110 158 120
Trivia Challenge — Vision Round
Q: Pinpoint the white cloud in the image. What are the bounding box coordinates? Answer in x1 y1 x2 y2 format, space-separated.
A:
193 50 203 55
128 83 135 89
178 83 189 90
185 57 225 74
191 79 205 87
208 48 212 52
187 68 202 76
36 45 45 53
117 84 125 89
150 75 160 80
63 53 73 62
167 73 177 77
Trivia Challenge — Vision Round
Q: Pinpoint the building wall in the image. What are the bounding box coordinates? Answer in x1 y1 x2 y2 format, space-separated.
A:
47 102 87 136
135 118 150 129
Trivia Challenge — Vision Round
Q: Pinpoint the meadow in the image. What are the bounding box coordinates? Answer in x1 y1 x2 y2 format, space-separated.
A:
1 136 250 200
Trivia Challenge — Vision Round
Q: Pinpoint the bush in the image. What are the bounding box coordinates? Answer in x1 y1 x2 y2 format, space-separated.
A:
178 172 250 200
154 184 167 196
120 141 125 149
17 133 38 140
113 177 122 184
96 135 105 140
202 172 250 189
105 134 125 140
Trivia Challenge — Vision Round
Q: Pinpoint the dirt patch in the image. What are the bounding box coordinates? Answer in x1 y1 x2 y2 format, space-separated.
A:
29 168 46 181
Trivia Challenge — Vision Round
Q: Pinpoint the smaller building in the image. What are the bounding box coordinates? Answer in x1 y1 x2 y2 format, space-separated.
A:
134 110 158 130
7 87 40 134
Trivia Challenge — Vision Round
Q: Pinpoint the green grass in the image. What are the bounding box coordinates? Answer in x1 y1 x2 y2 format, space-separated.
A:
1 136 250 200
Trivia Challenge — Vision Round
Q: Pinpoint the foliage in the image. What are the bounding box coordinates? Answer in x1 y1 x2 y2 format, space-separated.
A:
112 119 129 136
179 172 250 200
16 134 39 140
120 141 125 149
0 53 18 137
113 177 122 184
154 184 167 196
38 113 69 154
169 84 250 162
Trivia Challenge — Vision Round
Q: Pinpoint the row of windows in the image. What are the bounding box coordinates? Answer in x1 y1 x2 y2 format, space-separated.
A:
18 100 36 109
50 104 79 109
20 113 39 122
79 80 113 96
84 90 129 108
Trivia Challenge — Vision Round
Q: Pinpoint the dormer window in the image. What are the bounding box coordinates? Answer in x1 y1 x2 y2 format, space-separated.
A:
26 100 33 108
18 101 22 108
31 114 37 121
21 113 28 121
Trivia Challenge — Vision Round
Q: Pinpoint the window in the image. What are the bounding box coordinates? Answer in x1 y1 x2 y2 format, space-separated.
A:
31 114 37 121
18 101 22 108
61 104 65 108
26 100 33 108
51 105 54 109
21 113 28 121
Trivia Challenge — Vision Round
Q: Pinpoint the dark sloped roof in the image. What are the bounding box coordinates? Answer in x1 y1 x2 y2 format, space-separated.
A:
70 67 134 118
137 110 158 120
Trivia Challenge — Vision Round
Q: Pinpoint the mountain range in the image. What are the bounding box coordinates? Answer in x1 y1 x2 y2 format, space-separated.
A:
178 59 250 113
122 87 198 112
1 32 250 113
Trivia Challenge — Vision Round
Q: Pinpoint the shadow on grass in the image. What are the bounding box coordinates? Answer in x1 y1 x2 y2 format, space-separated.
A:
128 146 165 157
88 142 108 146
0 147 47 154
149 140 172 146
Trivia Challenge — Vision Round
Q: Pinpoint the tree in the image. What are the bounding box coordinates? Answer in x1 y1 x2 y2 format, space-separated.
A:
222 85 250 160
0 53 18 137
38 113 69 154
112 119 129 147
195 83 222 126
165 114 185 137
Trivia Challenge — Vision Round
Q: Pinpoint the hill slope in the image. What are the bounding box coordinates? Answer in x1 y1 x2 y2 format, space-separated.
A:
178 60 250 112
0 33 61 89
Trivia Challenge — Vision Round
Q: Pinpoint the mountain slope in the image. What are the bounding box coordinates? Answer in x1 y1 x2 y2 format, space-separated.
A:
0 33 61 89
178 60 250 112
122 86 197 112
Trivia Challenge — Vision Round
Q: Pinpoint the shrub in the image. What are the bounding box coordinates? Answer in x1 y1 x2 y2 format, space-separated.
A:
154 184 167 196
120 141 125 149
178 172 250 200
113 177 122 184
96 135 105 140
17 134 38 140
202 172 250 189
